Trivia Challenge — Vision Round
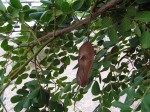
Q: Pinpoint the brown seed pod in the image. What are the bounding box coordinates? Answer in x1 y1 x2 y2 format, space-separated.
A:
76 42 94 87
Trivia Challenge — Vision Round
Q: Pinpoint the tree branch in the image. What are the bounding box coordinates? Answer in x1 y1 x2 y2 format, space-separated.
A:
0 0 120 95
31 0 120 47
0 38 54 95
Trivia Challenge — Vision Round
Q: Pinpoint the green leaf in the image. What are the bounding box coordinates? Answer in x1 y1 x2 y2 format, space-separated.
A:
3 77 9 83
84 81 93 93
55 0 63 9
102 61 110 68
40 10 51 22
103 99 111 107
21 73 28 79
14 100 24 112
59 65 65 74
1 39 8 48
59 76 67 81
61 2 71 13
40 0 53 5
28 88 39 99
91 81 100 96
61 56 70 65
133 76 143 87
140 31 150 48
0 26 6 33
25 80 38 90
112 101 132 111
120 17 131 32
29 70 36 78
0 34 6 39
90 70 99 77
29 106 40 112
53 71 59 77
53 59 60 66
17 89 29 95
1 39 13 51
63 84 71 93
135 11 150 22
141 94 150 111
143 79 150 86
103 41 112 47
103 107 111 112
72 0 85 11
6 23 13 32
101 17 113 28
36 88 48 108
19 12 24 23
64 41 74 47
93 62 101 69
49 10 63 22
133 22 141 37
23 98 31 108
10 0 22 9
49 101 64 111
29 12 43 20
127 6 136 17
92 96 100 101
108 28 118 44
95 49 107 61
11 95 23 103
0 69 6 77
41 78 51 84
129 37 140 47
0 0 6 12
0 61 7 67
15 77 22 85
24 9 37 22
64 94 72 107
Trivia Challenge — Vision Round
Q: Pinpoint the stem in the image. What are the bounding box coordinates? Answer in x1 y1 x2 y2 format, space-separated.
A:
0 98 7 112
31 0 120 48
0 0 120 96
34 55 41 87
0 37 55 95
73 85 80 111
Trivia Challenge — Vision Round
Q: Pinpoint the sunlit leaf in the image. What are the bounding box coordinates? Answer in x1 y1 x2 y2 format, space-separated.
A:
0 0 6 12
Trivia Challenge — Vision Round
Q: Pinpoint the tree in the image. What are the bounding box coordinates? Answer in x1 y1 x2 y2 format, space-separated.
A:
0 0 150 111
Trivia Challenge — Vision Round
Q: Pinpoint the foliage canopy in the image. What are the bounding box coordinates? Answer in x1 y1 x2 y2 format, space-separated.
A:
0 0 150 112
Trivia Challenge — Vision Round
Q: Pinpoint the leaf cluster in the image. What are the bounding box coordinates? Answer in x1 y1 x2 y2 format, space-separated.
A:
0 0 150 112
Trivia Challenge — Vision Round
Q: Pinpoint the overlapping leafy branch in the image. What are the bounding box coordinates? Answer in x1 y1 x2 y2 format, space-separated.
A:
0 0 150 112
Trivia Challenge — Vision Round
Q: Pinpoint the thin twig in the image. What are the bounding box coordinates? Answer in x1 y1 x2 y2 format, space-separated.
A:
0 0 121 96
0 99 7 112
0 37 55 95
29 0 121 50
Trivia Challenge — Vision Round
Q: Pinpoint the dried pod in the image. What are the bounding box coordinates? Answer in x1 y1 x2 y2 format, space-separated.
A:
76 42 94 87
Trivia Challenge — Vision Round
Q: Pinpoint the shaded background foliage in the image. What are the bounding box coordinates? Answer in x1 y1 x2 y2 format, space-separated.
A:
0 0 150 112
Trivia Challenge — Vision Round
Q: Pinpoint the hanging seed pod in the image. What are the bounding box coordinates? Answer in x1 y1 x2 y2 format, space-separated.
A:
76 42 94 87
